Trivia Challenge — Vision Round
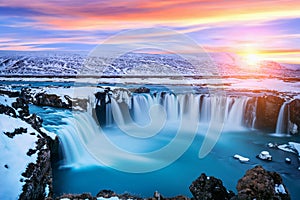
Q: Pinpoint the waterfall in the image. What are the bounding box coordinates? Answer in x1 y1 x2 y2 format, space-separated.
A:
251 98 258 129
58 91 253 169
226 97 248 127
275 101 289 134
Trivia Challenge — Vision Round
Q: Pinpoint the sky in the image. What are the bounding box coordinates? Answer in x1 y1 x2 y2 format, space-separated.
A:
0 0 300 63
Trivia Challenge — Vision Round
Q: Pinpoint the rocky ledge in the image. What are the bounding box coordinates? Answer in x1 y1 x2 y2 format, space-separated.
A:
55 166 290 200
0 89 55 200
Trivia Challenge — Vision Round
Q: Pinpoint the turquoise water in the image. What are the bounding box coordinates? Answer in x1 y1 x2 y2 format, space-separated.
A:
30 105 300 198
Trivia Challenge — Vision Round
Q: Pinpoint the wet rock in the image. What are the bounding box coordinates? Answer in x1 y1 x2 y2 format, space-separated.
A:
130 86 151 93
64 95 88 111
189 173 234 200
243 97 257 128
56 193 95 200
236 165 290 200
34 93 64 108
289 99 300 134
255 96 284 132
96 189 116 198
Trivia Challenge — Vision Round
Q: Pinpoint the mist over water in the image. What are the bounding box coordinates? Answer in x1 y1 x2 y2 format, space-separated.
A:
28 87 300 198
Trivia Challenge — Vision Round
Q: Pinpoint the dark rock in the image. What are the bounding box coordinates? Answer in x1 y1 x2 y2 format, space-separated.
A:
12 97 29 117
26 148 37 156
131 87 151 93
24 113 43 130
34 93 66 108
189 173 234 200
119 193 142 200
0 89 20 97
0 104 17 117
236 165 290 200
4 127 27 138
244 97 257 128
21 163 35 178
4 164 8 169
255 96 284 132
96 189 116 198
19 143 53 200
64 95 88 111
289 99 300 134
56 193 95 200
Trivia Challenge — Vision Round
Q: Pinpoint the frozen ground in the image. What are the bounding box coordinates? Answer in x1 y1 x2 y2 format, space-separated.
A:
0 114 39 199
0 51 299 77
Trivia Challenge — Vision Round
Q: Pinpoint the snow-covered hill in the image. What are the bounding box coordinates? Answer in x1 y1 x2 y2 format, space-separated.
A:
0 51 299 78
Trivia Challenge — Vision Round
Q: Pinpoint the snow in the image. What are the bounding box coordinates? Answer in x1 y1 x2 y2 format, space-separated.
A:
0 94 16 107
40 127 56 140
45 184 49 197
278 142 300 156
0 114 40 199
289 142 300 156
275 184 287 194
97 198 122 200
234 154 250 162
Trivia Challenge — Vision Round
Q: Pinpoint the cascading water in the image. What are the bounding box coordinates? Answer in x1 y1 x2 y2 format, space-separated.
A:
53 90 300 199
275 101 289 134
57 91 254 169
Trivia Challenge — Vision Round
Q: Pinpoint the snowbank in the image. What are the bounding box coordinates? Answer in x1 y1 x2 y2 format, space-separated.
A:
0 114 39 199
234 154 250 162
278 142 300 156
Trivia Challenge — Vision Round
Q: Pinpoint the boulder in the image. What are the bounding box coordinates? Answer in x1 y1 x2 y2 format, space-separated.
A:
237 165 290 200
189 173 234 200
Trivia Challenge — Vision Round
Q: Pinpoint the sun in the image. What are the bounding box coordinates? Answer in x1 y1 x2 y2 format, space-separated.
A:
243 53 262 68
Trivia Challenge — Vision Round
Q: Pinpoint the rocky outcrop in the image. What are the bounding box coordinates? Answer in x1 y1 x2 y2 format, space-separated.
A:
20 138 53 200
0 104 17 117
189 173 234 200
289 99 300 134
237 165 290 200
0 93 54 200
255 96 284 132
244 97 257 128
53 166 291 200
12 97 30 117
0 88 20 97
130 87 151 93
34 93 67 108
57 190 190 200
56 193 95 200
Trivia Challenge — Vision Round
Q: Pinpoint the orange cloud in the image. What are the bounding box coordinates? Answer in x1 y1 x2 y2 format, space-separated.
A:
1 0 300 31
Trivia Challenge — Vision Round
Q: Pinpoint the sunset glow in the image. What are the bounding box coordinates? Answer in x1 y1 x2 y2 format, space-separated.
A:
244 53 263 68
0 0 299 64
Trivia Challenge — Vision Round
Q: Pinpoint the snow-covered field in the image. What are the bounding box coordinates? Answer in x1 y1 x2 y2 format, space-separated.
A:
0 114 39 199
